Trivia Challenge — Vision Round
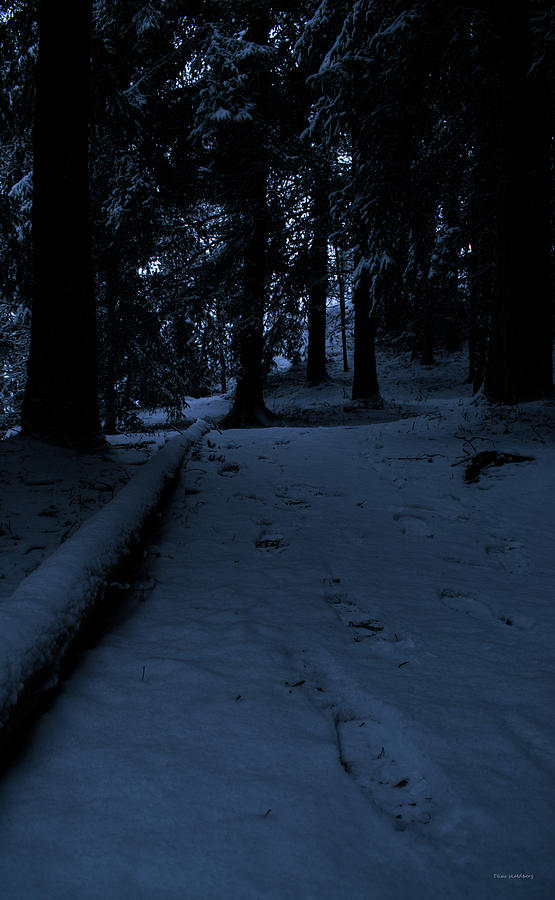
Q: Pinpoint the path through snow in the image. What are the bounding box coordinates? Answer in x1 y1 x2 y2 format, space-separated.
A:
0 402 554 898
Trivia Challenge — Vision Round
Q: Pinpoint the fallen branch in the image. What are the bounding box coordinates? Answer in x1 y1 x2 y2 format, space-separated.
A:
458 450 535 484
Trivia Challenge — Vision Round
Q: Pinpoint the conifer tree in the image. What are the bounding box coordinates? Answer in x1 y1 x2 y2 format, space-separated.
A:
193 2 280 425
22 0 102 447
484 0 553 402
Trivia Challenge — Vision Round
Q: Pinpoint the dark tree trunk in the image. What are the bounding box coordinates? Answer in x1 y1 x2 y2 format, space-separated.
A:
408 207 437 367
22 0 102 448
306 178 329 385
465 17 498 392
216 299 227 394
219 350 227 395
351 264 381 402
444 321 461 353
103 351 117 435
101 271 118 434
350 112 381 404
419 315 435 366
226 177 275 426
439 192 463 354
467 171 495 392
485 1 553 402
334 243 349 372
223 7 276 427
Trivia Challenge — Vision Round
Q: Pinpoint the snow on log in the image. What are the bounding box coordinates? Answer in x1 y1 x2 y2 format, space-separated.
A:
0 419 211 744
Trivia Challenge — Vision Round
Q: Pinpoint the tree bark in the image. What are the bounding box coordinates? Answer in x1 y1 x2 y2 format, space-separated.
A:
467 156 495 392
334 243 349 372
351 263 381 403
216 299 227 394
226 177 275 426
485 0 553 402
101 269 119 434
223 6 276 427
22 0 102 448
306 176 329 384
350 111 382 404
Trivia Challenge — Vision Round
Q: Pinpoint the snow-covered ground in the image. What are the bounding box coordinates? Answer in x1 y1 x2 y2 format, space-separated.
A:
0 397 228 602
0 421 211 731
0 338 554 898
0 430 169 600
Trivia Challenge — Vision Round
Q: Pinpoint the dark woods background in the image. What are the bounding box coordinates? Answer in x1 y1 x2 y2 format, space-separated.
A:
0 0 552 445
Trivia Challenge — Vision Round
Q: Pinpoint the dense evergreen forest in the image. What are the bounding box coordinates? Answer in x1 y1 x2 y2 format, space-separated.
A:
0 0 552 447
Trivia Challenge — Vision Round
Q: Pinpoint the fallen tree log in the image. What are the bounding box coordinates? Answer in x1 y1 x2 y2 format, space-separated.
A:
0 419 211 768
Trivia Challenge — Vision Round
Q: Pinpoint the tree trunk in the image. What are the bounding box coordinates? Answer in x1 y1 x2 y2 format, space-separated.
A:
226 180 275 426
223 8 277 427
419 314 435 366
351 263 382 403
350 112 381 404
485 0 553 402
408 206 436 366
464 15 498 392
22 0 102 448
216 299 227 394
101 271 118 434
467 172 495 392
334 244 349 372
444 321 461 353
306 178 329 384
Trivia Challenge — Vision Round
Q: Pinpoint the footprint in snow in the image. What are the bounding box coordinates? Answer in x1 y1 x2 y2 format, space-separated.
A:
497 613 537 630
232 492 265 503
393 512 435 538
280 482 342 499
439 589 492 622
335 714 434 830
274 487 311 509
324 592 354 608
290 648 452 833
325 594 411 646
281 497 311 509
255 533 288 552
218 462 241 477
485 541 529 574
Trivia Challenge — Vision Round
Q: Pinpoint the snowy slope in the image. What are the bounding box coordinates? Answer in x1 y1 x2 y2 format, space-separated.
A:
0 343 553 898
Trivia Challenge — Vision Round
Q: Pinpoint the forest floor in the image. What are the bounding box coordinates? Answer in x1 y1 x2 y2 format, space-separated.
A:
0 340 554 898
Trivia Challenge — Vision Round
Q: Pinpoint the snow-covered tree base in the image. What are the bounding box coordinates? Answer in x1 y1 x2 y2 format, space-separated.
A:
345 394 385 411
222 402 279 428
